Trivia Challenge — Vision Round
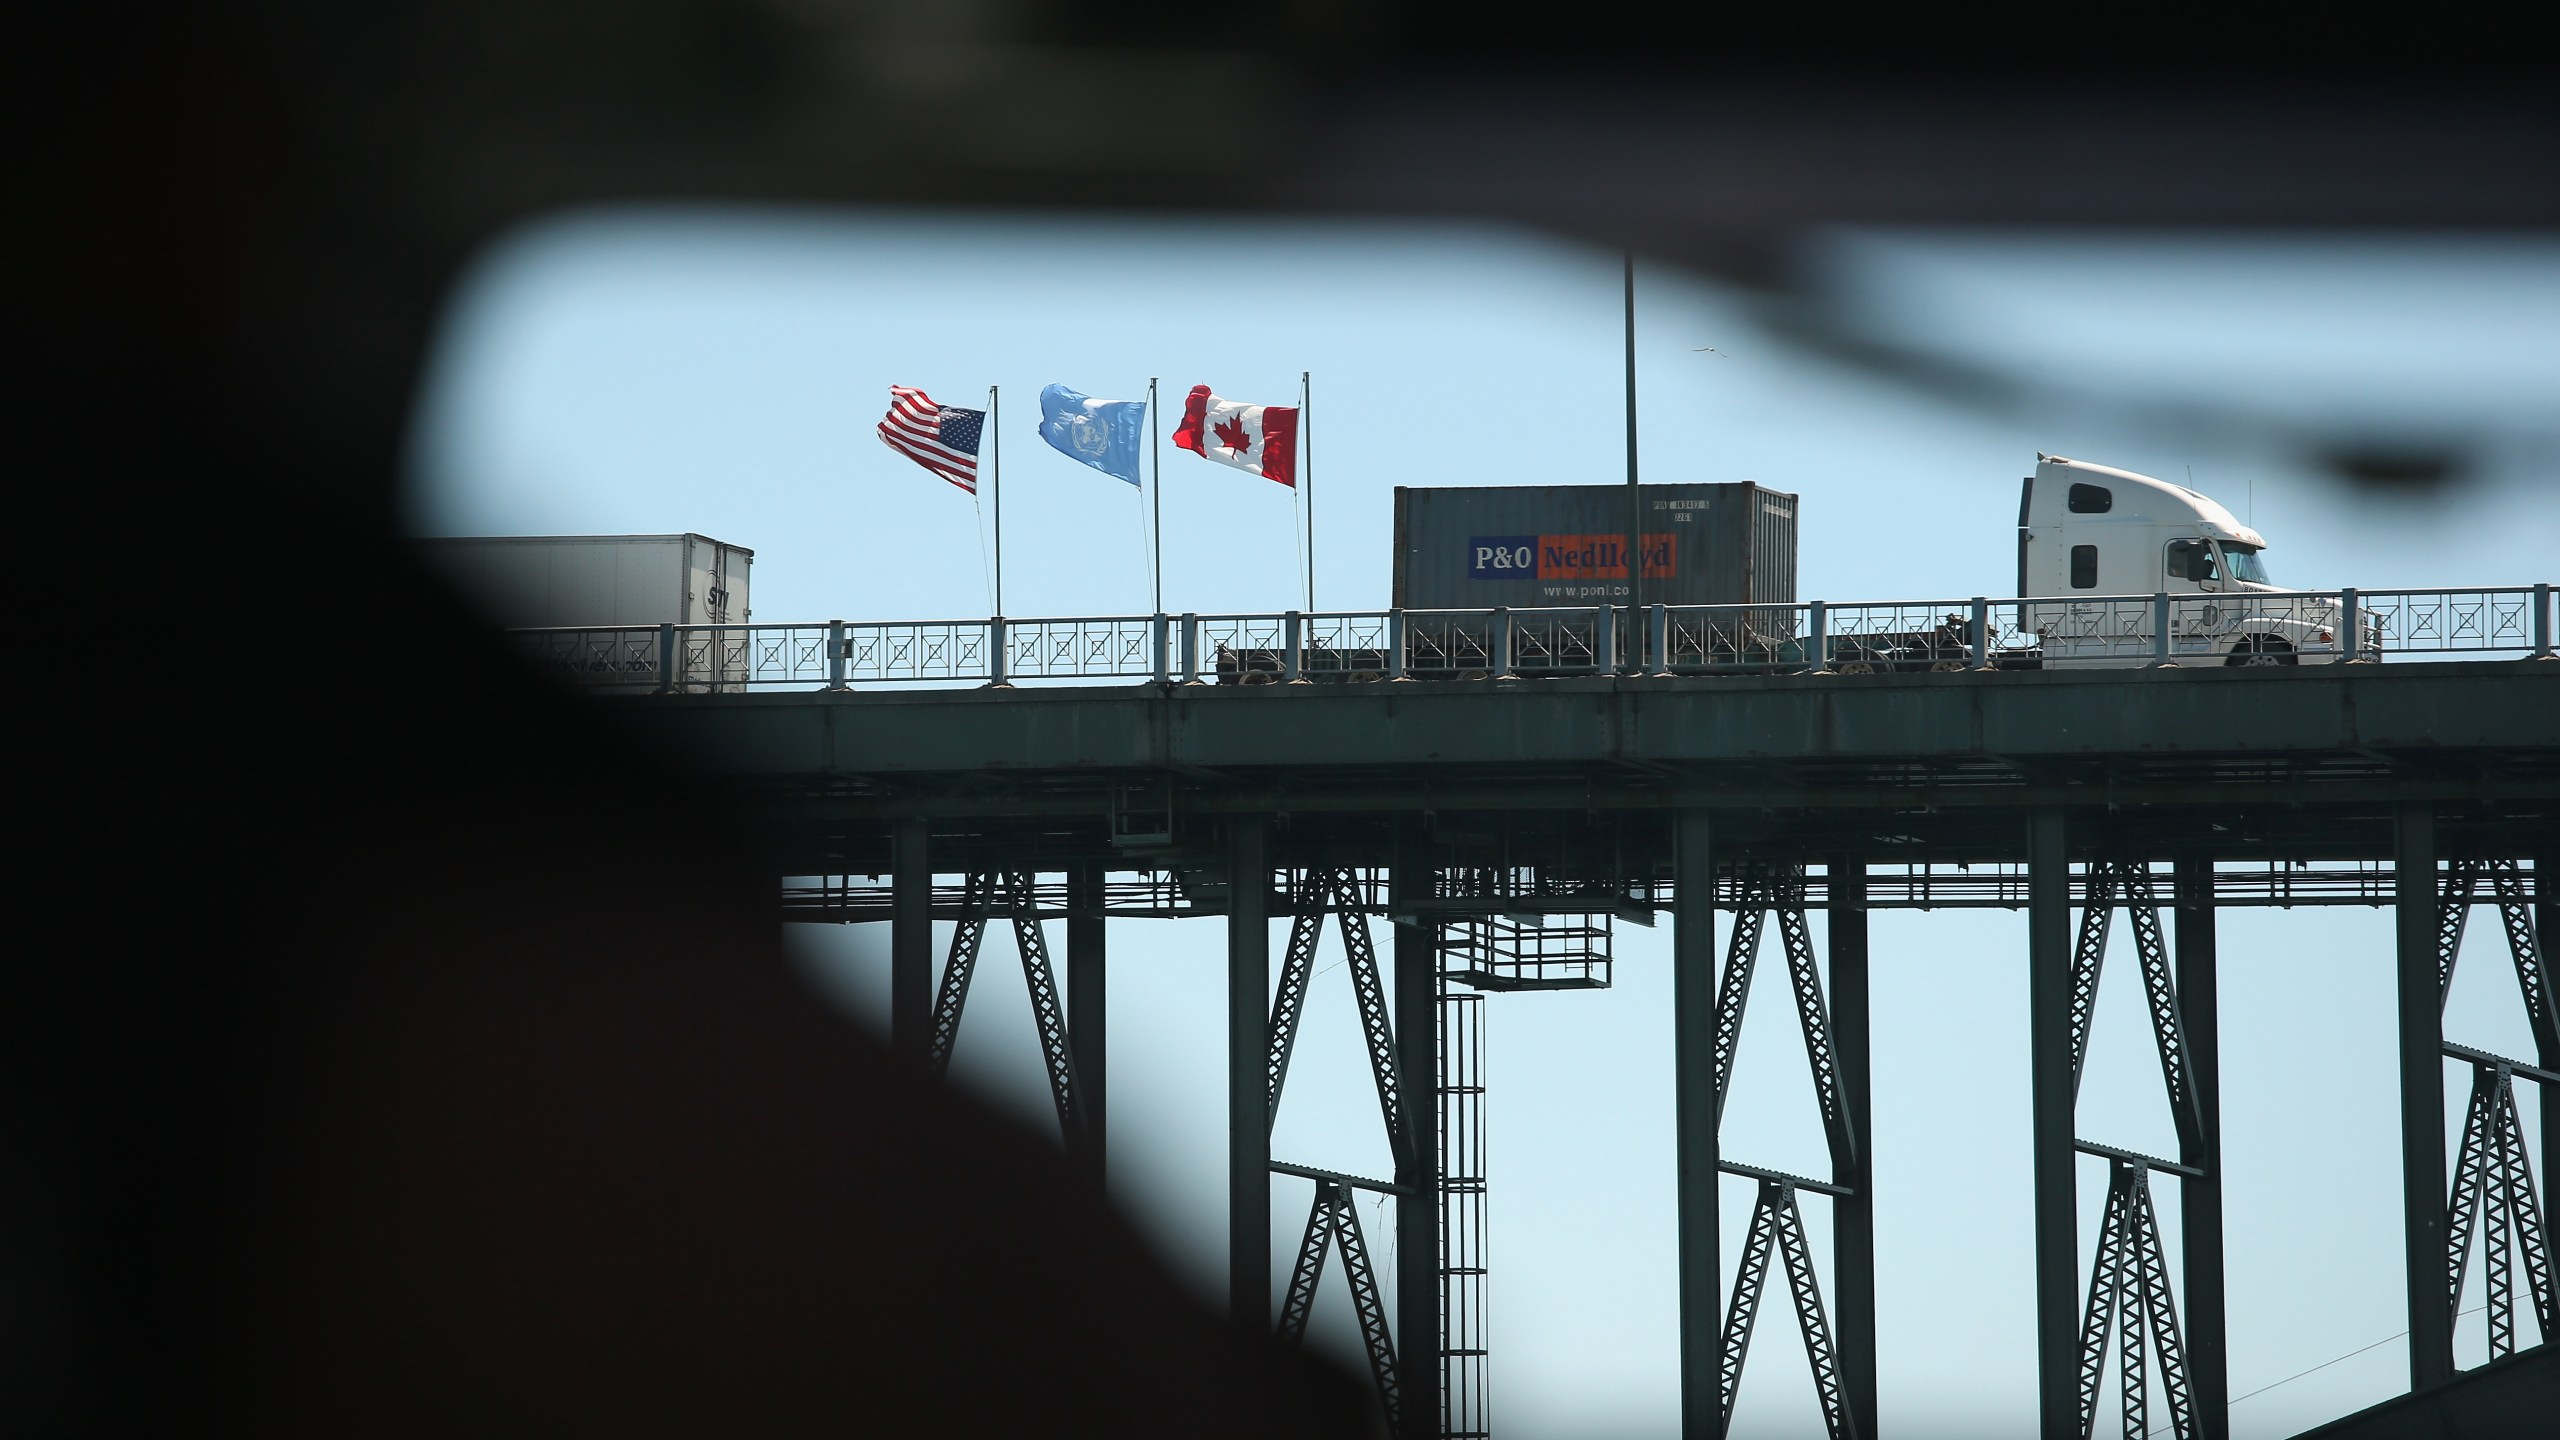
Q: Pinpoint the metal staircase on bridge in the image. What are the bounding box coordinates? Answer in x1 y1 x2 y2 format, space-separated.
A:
1264 868 1617 1440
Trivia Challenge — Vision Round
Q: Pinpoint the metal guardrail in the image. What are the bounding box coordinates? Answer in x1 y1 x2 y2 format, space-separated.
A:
503 583 2556 691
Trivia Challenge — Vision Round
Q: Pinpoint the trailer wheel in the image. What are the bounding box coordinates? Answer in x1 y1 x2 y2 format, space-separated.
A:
1927 660 1967 672
2226 636 2297 667
1835 658 1877 674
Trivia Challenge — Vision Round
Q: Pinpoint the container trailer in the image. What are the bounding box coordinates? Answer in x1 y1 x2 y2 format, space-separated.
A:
1230 455 2353 680
423 533 754 691
1392 480 1796 612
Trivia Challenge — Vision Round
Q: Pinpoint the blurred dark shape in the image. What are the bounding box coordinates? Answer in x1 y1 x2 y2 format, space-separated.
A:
34 557 1377 1436
24 2 2551 1432
2318 443 2470 493
1761 290 2509 495
1755 295 2034 412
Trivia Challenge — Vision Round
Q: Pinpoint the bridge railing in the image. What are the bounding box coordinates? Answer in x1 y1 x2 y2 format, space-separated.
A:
2357 586 2549 657
499 583 2554 691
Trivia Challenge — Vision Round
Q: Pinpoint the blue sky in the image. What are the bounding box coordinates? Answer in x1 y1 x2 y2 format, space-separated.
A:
407 209 2557 1438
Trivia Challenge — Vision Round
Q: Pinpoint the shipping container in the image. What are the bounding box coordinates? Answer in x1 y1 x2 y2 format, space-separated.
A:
422 533 752 626
420 534 753 691
1392 482 1797 610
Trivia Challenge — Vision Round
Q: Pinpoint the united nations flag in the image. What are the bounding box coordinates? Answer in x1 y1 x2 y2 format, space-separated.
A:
1035 384 1148 486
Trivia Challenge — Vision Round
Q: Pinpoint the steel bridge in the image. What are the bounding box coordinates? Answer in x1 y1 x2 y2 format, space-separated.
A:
554 618 2556 1439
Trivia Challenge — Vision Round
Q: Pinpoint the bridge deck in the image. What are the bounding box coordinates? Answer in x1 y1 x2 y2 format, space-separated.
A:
599 659 2559 874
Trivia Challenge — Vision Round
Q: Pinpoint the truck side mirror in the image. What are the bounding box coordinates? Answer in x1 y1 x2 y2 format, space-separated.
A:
2165 539 2219 586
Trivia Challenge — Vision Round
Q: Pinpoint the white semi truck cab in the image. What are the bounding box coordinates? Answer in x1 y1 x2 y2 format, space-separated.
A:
2018 455 2357 667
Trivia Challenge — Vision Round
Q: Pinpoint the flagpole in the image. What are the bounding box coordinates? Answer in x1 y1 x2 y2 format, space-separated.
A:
1150 377 1163 616
1302 370 1314 613
991 384 1003 618
1623 251 1641 669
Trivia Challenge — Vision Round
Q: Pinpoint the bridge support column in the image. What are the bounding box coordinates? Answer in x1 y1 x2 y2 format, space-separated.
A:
1829 855 1880 1440
1392 840 1442 1440
2396 804 2454 1388
2028 809 2078 1440
891 817 931 1063
2175 854 2230 1440
1674 810 1722 1438
1229 818 1272 1331
1069 859 1106 1181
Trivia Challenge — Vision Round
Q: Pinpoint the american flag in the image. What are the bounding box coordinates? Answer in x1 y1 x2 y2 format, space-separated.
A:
877 385 985 493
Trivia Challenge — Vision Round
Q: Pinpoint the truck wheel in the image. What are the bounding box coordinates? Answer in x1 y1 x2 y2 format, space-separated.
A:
1835 659 1877 674
2226 637 2297 666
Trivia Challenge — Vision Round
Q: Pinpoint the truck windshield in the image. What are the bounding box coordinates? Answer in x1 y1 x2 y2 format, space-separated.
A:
2219 543 2271 584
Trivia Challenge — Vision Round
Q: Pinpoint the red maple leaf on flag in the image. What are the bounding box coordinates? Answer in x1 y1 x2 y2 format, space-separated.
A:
1213 414 1253 455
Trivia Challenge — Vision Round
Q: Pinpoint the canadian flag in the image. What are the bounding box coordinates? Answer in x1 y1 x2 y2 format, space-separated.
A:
1171 385 1298 487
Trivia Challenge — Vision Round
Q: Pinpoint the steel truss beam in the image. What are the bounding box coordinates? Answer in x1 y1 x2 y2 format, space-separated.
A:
2437 858 2559 1059
2445 1058 2555 1361
2444 1041 2560 1086
1266 869 1331 1121
1708 865 1862 1438
787 859 2539 922
1265 868 1409 1164
1334 869 1409 1169
2075 1160 2198 1440
2067 862 2205 1150
2065 865 2120 1094
1271 1159 1409 1195
1263 865 1415 1432
1718 1178 1859 1440
922 871 1084 1147
1005 871 1084 1144
1774 905 1857 1170
925 871 996 1075
2432 853 2555 1370
1719 1158 1851 1199
1710 868 1855 1164
1277 1179 1403 1432
1707 876 1771 1122
2485 860 2558 1060
2052 849 2213 1439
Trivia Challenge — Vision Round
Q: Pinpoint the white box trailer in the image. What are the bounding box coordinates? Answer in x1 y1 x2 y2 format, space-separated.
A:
421 533 753 690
